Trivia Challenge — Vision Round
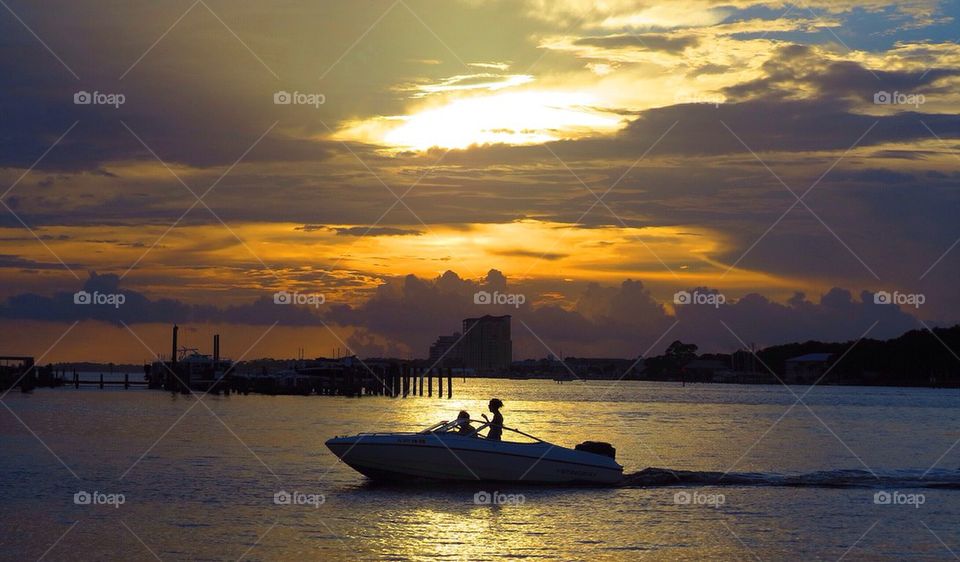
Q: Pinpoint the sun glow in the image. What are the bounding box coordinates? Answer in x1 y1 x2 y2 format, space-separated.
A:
337 90 623 150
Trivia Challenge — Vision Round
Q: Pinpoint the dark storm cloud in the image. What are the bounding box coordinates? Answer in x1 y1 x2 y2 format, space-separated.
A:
687 63 731 76
829 169 916 184
5 20 957 239
0 270 926 358
0 105 338 172
0 9 342 172
573 33 700 53
7 20 952 175
435 95 960 169
724 44 959 101
332 226 423 237
326 271 923 357
446 46 960 165
0 0 547 173
493 249 569 260
672 288 920 351
598 100 960 159
293 225 423 236
0 254 82 270
0 271 322 325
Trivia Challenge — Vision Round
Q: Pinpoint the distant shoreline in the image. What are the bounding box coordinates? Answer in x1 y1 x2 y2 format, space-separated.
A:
40 370 960 390
37 323 960 391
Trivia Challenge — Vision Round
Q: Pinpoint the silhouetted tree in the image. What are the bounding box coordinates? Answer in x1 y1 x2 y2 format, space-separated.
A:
643 340 699 379
665 340 698 364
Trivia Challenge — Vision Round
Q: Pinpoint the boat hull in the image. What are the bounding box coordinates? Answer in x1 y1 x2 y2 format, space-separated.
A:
326 433 623 484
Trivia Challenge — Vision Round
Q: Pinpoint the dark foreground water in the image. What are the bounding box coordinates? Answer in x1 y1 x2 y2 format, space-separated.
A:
2 380 959 561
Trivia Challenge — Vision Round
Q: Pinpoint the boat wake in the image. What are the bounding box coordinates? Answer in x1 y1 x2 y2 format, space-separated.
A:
620 467 960 489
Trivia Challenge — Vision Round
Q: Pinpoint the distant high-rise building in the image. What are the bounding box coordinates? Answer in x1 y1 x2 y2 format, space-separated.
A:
429 332 464 367
461 315 512 373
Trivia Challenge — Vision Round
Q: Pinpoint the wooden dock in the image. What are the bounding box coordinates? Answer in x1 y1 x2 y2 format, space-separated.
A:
70 372 148 389
5 325 457 398
214 362 455 398
0 356 61 393
9 362 455 398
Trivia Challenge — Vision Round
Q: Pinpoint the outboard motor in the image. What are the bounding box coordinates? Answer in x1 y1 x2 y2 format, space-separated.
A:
575 441 617 460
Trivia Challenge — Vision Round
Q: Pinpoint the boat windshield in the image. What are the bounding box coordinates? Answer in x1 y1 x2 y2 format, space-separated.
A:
419 419 543 443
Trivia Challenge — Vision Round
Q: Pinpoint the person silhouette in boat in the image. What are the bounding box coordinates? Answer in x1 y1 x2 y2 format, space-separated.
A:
455 410 475 436
482 398 504 440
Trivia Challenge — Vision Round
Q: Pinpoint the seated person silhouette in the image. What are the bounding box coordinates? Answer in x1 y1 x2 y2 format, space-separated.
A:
455 410 475 436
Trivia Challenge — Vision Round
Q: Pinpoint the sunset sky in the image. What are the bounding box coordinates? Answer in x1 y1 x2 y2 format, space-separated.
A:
1 0 959 362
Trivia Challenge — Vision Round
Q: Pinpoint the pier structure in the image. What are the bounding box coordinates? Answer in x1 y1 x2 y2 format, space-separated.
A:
6 324 456 398
0 356 59 393
242 358 454 398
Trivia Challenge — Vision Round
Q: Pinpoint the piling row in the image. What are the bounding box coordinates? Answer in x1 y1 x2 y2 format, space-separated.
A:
60 362 455 399
390 365 454 399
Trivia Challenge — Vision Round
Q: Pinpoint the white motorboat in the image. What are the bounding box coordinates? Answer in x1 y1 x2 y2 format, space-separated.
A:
326 419 624 484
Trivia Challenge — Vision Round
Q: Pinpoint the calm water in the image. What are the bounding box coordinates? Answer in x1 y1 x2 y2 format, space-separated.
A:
2 380 959 561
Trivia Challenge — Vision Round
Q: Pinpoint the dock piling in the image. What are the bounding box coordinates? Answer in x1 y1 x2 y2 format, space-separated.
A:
171 324 178 367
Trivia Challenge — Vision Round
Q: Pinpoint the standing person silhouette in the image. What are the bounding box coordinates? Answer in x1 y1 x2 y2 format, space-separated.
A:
482 398 504 441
